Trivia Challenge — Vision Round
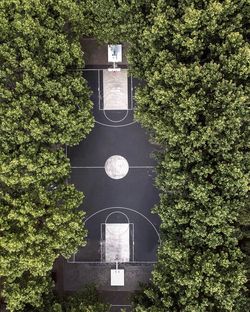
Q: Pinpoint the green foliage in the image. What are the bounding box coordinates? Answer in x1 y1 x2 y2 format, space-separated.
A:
2 274 52 312
0 0 94 148
81 0 153 42
238 200 250 293
0 0 94 310
24 285 110 312
121 0 249 311
61 285 109 312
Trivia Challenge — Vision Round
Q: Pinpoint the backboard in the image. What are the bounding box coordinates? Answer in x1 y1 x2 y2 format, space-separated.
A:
108 44 122 63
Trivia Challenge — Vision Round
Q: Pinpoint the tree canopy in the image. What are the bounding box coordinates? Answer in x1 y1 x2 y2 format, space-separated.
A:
23 284 110 312
127 1 249 311
1 0 249 311
0 0 94 310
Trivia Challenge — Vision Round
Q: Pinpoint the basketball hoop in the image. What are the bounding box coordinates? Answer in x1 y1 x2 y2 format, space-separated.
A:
108 61 121 72
108 44 122 71
108 68 121 72
108 44 122 63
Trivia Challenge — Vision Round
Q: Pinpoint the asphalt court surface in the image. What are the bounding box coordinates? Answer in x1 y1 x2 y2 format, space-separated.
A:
68 69 160 263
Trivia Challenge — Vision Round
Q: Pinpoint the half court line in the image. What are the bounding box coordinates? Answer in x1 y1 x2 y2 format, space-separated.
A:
71 166 155 169
130 166 154 168
71 166 104 168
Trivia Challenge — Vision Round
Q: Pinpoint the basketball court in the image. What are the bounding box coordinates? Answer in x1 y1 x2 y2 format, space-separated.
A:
65 45 160 297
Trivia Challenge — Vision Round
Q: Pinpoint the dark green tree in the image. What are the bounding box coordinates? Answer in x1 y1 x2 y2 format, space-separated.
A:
0 0 94 310
0 0 93 147
82 0 153 42
125 0 249 311
24 284 110 312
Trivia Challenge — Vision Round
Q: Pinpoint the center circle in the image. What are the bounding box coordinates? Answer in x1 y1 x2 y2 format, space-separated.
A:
105 155 129 179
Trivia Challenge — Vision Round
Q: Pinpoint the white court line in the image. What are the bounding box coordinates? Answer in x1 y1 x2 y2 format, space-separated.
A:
71 166 104 168
67 206 160 264
130 166 154 169
130 75 133 109
103 110 129 123
104 223 106 263
100 223 104 262
95 119 137 128
98 69 101 110
98 108 134 111
132 223 135 262
87 70 135 127
67 260 157 264
71 166 154 169
85 207 161 242
105 211 130 223
83 68 128 71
